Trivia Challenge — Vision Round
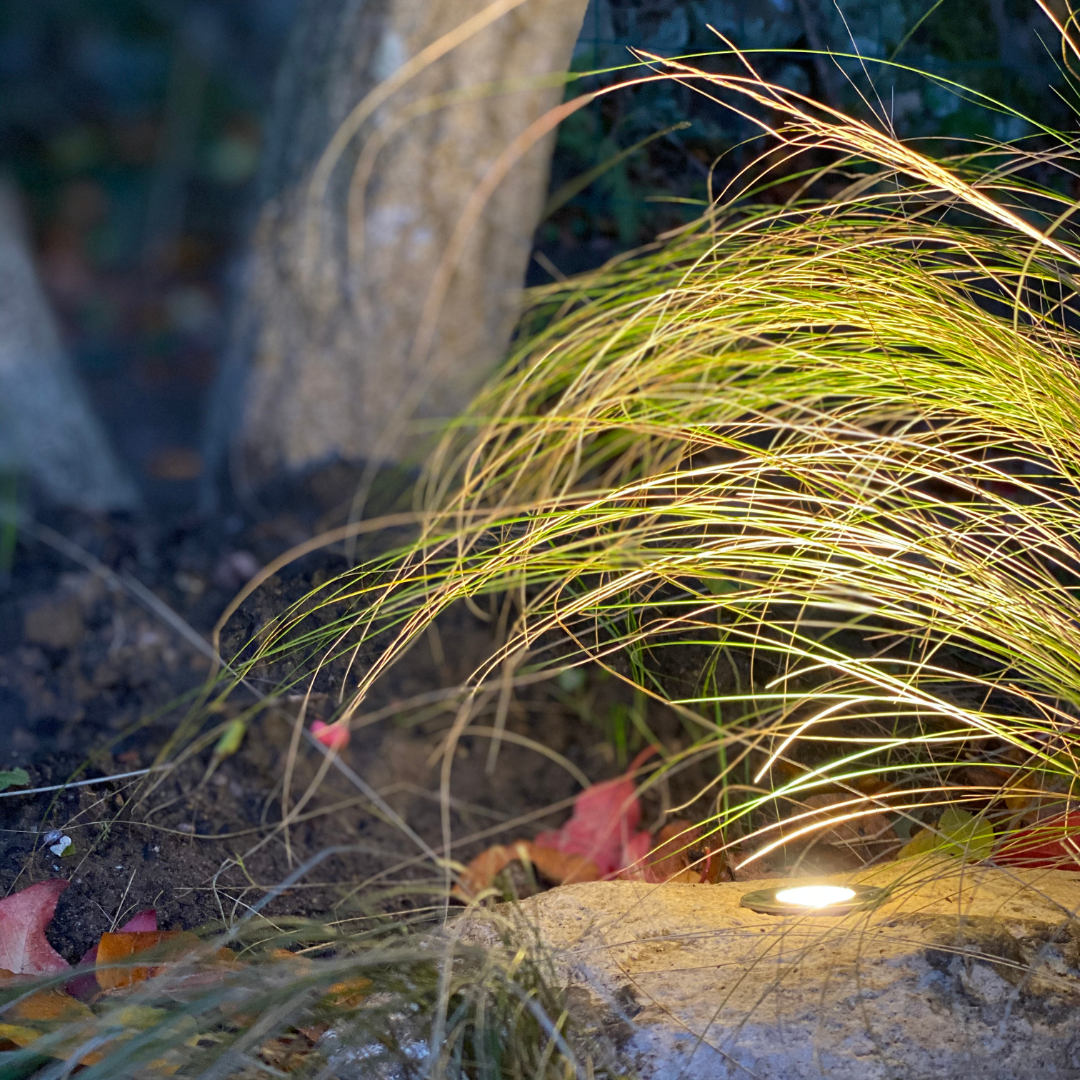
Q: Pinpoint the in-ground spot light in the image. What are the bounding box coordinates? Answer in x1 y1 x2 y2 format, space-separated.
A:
739 883 886 916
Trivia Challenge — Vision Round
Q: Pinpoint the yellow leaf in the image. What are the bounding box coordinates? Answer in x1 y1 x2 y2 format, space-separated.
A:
0 1021 47 1048
8 988 93 1025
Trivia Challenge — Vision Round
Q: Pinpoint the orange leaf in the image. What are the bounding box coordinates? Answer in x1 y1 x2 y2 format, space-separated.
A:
95 931 200 990
267 947 313 973
626 821 732 884
0 986 97 1065
453 841 599 901
323 976 372 1009
522 842 601 887
8 987 92 1025
69 908 158 999
453 844 517 901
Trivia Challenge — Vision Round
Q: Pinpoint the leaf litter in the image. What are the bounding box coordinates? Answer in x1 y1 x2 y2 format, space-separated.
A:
0 878 371 1073
455 747 733 899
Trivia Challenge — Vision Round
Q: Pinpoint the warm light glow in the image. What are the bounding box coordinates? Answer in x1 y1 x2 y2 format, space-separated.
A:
773 885 856 908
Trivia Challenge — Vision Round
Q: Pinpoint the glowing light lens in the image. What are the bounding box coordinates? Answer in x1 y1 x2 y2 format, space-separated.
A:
773 885 856 908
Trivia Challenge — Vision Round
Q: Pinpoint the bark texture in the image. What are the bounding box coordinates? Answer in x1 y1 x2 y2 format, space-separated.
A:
210 0 588 487
0 182 137 512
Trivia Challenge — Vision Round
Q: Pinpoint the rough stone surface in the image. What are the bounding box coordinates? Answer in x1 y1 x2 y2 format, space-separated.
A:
499 862 1080 1079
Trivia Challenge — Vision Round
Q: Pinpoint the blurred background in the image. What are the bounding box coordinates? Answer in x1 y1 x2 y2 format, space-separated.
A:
0 0 1066 515
0 0 297 514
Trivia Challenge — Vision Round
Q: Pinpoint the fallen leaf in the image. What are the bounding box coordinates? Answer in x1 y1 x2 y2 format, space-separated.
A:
323 976 372 1010
258 1032 317 1073
619 829 654 878
123 910 159 933
78 909 159 967
0 1021 55 1050
524 842 603 887
143 1051 186 1076
68 909 158 998
453 845 518 901
995 809 1080 869
267 947 313 973
628 820 732 884
0 880 70 975
898 807 994 862
96 930 200 991
7 987 93 1025
533 746 656 877
454 748 668 898
453 840 599 901
0 984 97 1065
0 769 29 793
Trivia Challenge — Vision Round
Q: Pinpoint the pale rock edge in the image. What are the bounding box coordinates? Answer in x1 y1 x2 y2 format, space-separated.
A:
465 861 1080 1079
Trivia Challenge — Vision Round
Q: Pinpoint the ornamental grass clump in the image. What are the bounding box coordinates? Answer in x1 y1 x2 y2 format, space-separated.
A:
236 50 1080 878
14 47 1080 1080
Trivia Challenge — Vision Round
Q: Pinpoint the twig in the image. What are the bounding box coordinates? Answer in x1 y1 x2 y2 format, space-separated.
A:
0 768 164 800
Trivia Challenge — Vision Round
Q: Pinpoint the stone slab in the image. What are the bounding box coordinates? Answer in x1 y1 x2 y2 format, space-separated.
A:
505 861 1080 1079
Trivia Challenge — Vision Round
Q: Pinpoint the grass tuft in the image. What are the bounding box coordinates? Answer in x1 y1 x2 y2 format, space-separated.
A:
230 53 1080 881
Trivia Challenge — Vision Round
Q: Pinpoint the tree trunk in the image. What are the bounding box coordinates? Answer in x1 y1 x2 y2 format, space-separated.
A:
0 181 137 513
207 0 589 493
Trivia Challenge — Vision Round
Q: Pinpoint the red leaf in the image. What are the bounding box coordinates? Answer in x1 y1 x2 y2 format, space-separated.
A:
0 880 70 975
995 810 1080 869
619 830 654 877
534 747 655 877
120 909 158 933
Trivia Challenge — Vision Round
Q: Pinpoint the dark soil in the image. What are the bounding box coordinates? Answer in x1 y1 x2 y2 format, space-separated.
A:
0 467 694 963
